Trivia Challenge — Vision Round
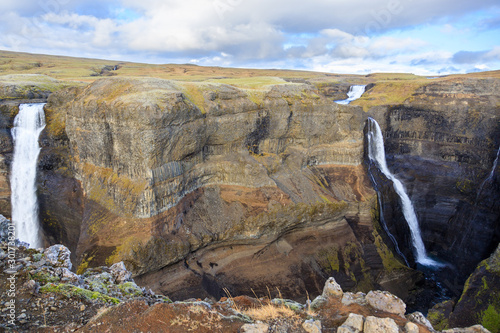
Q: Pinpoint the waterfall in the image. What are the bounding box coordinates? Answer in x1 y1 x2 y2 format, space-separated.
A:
368 171 410 267
366 117 442 267
477 145 500 200
10 103 46 248
335 85 366 105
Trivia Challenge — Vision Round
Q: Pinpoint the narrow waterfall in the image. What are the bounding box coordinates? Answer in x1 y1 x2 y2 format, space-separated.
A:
10 103 46 248
366 117 442 267
477 145 500 200
368 171 410 266
335 85 366 105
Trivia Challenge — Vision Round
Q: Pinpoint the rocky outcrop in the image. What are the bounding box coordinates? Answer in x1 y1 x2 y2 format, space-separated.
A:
366 77 500 288
1 217 493 332
447 244 500 332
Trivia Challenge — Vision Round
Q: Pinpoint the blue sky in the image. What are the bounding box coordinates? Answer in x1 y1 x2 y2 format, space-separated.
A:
0 0 499 75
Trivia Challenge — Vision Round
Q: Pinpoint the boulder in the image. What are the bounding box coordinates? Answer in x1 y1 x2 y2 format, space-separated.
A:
338 313 364 333
43 245 72 269
310 295 328 310
240 322 269 333
302 319 322 333
56 267 79 283
366 290 406 317
364 316 399 333
110 261 132 283
322 277 343 299
404 322 419 333
342 292 367 306
406 311 434 331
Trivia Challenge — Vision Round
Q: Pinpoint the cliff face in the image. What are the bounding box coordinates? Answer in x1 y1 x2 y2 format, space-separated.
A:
367 77 500 288
42 77 419 300
0 75 82 254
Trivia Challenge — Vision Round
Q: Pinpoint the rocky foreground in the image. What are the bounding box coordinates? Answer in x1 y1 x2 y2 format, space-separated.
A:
0 233 492 332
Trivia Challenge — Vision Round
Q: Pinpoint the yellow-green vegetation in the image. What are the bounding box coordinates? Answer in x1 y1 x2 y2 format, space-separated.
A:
82 163 147 224
0 74 79 99
40 283 121 304
105 236 137 266
117 282 144 297
29 269 61 284
208 76 287 89
454 246 500 333
370 201 408 272
122 236 192 274
44 106 67 137
244 88 268 107
77 254 95 275
481 305 500 333
178 82 209 114
427 306 450 331
456 178 475 194
0 50 329 83
354 80 427 111
318 246 340 273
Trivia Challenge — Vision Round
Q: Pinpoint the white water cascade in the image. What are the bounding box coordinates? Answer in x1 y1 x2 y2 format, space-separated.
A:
366 117 442 267
335 85 366 105
10 103 46 248
477 145 500 199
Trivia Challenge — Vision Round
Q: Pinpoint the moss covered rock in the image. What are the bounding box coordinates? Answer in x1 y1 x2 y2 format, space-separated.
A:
449 244 500 333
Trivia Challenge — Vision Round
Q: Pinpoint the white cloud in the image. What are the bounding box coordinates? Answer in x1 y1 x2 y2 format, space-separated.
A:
0 0 499 74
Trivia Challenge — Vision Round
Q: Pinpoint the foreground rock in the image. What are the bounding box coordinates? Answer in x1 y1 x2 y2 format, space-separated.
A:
0 244 492 333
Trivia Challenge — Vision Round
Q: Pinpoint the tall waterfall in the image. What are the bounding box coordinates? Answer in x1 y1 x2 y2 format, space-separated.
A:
10 103 46 248
366 117 442 267
477 145 500 199
335 85 366 105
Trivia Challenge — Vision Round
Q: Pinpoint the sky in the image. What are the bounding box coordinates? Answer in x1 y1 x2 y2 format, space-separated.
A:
0 0 499 75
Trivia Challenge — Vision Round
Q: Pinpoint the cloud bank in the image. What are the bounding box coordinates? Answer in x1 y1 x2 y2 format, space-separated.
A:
0 0 499 74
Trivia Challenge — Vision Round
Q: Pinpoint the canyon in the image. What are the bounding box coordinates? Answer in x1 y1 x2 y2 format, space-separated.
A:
0 53 499 330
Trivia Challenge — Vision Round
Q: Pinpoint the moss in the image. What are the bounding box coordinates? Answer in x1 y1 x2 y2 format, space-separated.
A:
456 178 474 194
481 305 500 333
30 270 60 284
179 83 207 114
88 280 109 295
117 282 143 297
77 254 95 275
40 283 120 304
427 309 449 331
370 199 407 273
44 105 67 137
81 163 147 232
317 247 340 273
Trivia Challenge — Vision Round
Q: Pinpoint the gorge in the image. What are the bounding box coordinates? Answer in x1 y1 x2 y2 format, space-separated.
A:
0 56 499 330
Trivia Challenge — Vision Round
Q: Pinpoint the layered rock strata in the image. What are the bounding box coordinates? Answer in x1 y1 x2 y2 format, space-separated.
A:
41 77 417 300
366 77 500 288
